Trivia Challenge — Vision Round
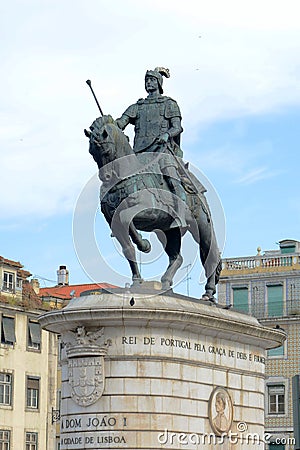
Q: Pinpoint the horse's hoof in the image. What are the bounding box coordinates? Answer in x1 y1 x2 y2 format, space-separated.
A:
201 293 216 303
138 239 151 253
161 280 172 290
131 277 143 286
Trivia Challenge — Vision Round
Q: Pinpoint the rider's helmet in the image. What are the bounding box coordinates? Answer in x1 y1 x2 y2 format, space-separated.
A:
145 67 170 94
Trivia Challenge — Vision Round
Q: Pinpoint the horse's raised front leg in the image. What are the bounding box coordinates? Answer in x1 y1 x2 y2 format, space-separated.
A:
159 228 183 290
129 223 151 253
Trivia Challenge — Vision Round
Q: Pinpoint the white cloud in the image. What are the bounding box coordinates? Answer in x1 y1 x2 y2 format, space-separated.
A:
235 167 277 185
0 0 299 218
191 140 281 185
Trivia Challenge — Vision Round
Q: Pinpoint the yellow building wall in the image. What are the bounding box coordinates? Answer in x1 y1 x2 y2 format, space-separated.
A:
1 306 58 450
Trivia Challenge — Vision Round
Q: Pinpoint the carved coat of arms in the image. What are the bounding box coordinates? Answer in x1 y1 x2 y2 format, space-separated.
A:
65 327 111 406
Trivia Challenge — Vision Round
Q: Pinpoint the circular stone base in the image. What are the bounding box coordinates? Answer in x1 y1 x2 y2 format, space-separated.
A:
39 289 285 449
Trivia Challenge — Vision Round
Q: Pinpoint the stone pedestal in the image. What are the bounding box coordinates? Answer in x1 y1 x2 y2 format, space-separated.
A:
39 289 285 450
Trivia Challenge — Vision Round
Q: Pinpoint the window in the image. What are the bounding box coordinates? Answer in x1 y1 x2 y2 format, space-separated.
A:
1 317 16 346
268 344 284 358
280 245 295 254
26 377 39 409
2 272 14 292
267 285 283 317
232 287 249 313
25 432 38 450
16 277 22 290
27 321 41 350
0 430 10 450
0 373 12 406
268 384 285 414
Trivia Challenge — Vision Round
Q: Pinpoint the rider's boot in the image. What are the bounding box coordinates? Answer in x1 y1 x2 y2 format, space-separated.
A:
163 167 188 228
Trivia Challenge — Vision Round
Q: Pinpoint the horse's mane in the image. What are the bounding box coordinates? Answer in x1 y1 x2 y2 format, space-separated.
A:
90 114 116 135
89 114 134 163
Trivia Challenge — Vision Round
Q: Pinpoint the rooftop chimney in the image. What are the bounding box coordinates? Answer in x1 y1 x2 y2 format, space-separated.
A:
30 279 40 294
57 265 69 286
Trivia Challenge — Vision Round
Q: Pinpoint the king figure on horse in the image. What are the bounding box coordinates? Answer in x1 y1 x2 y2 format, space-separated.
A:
85 68 221 300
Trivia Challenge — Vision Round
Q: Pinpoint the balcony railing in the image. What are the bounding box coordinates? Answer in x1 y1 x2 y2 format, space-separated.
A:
223 254 300 271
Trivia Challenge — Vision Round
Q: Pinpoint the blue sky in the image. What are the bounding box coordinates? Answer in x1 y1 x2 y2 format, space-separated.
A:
1 0 299 298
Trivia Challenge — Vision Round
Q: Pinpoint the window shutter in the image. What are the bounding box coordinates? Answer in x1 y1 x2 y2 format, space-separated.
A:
27 377 39 389
29 322 41 345
267 285 283 316
233 287 248 313
2 317 16 343
268 344 284 357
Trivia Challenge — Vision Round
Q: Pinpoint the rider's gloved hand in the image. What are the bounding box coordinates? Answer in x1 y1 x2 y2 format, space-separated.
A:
156 133 169 144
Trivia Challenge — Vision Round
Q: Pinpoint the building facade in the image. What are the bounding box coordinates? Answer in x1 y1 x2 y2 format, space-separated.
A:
0 256 58 450
1 256 122 450
37 266 118 449
218 239 300 449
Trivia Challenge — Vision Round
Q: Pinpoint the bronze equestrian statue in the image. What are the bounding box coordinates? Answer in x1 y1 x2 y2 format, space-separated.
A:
85 68 221 300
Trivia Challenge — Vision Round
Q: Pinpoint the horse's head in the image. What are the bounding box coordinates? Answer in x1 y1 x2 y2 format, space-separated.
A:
85 115 116 168
85 115 133 170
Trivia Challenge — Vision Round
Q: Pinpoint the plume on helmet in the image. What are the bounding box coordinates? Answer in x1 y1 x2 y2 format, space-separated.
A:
154 67 170 78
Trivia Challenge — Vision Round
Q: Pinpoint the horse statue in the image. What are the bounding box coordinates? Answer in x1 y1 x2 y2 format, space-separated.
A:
85 115 221 300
